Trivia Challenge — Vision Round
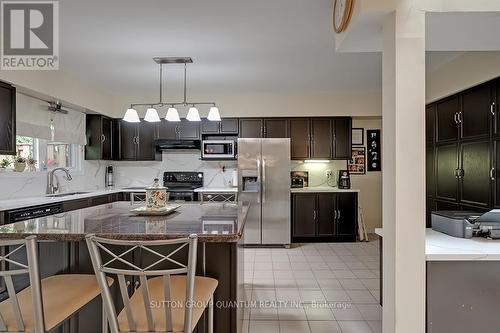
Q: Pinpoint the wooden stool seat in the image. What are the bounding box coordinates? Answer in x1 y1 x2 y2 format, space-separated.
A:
117 276 218 332
0 274 113 332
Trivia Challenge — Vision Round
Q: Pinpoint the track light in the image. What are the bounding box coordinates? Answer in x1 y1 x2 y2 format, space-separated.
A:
123 108 140 123
144 108 160 122
207 106 221 121
186 106 201 122
165 107 180 122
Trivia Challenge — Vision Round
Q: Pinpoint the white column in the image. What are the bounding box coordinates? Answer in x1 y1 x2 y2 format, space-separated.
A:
382 2 426 333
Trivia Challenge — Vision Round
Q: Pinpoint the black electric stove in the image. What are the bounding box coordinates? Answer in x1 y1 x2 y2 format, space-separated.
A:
163 172 203 201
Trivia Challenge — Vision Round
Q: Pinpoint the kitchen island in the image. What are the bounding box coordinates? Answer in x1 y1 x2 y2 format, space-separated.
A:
0 201 249 333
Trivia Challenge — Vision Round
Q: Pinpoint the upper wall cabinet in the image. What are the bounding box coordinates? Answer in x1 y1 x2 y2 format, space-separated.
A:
426 104 435 145
436 95 460 143
85 115 115 160
460 82 493 140
290 118 311 159
0 82 16 155
158 119 200 140
239 118 290 138
332 117 352 160
201 118 239 135
119 120 158 161
239 118 263 138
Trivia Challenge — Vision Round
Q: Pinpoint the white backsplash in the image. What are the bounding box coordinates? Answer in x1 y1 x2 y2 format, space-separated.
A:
291 160 347 187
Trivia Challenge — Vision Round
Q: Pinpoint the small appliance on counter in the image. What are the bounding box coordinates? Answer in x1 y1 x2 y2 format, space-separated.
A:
291 171 308 188
338 170 351 189
431 210 500 239
202 140 236 159
105 166 114 188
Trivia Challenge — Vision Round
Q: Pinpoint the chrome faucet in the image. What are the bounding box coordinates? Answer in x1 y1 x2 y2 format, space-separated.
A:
46 167 73 194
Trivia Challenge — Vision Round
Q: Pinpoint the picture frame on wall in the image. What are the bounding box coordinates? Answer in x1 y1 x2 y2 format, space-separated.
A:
367 129 381 171
348 147 366 174
352 128 364 146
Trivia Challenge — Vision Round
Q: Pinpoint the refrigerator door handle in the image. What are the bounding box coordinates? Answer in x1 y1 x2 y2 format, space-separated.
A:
256 159 261 204
262 158 266 203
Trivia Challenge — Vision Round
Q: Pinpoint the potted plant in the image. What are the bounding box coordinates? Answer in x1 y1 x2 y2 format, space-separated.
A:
0 158 10 172
13 155 26 172
26 156 37 172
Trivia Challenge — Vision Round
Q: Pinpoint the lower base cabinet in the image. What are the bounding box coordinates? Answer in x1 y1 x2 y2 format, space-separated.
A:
292 192 358 242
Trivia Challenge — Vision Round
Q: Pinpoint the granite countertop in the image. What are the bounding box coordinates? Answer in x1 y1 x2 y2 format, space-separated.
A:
290 186 360 193
375 228 500 261
194 187 238 193
0 201 250 242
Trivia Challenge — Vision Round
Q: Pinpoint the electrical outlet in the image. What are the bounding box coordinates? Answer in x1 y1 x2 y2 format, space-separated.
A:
326 170 333 178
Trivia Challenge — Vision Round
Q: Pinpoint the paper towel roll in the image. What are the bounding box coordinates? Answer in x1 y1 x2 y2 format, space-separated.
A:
232 169 238 187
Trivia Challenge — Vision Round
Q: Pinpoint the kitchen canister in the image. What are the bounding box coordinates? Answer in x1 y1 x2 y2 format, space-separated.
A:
145 178 168 209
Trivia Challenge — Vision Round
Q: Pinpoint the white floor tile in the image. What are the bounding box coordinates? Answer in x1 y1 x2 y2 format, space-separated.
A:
279 320 311 333
249 320 279 333
299 289 326 302
367 320 383 333
331 304 364 320
308 321 342 333
323 289 351 302
345 290 378 304
356 304 382 321
338 320 373 333
317 278 343 289
313 270 334 279
276 289 301 302
277 307 307 321
250 307 279 320
304 307 336 321
339 279 367 290
352 269 377 279
360 279 380 290
332 270 357 279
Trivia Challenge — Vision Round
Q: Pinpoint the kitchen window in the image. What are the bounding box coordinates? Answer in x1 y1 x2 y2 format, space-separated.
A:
0 135 82 171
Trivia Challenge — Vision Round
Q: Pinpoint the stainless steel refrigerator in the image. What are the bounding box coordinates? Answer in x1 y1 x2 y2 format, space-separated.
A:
238 138 291 245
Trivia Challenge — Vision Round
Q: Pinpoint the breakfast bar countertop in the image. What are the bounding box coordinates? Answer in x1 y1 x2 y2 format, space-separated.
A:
0 201 250 242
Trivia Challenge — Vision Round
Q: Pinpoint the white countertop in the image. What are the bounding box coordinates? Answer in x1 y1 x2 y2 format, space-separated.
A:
194 187 238 193
0 187 145 211
375 228 500 261
290 186 360 193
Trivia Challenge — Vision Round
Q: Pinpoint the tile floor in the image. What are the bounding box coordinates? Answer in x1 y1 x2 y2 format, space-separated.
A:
242 240 381 333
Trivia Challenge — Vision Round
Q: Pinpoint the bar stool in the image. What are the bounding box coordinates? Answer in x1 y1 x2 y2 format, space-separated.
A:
85 234 218 333
0 236 113 332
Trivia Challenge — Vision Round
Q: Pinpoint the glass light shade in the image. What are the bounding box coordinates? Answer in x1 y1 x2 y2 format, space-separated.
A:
186 106 201 122
123 108 140 123
207 106 221 121
165 107 180 122
144 108 160 122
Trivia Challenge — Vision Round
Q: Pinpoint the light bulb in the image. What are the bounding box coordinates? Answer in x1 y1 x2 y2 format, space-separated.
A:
165 107 180 122
144 108 160 122
186 106 201 122
207 106 221 121
123 108 140 123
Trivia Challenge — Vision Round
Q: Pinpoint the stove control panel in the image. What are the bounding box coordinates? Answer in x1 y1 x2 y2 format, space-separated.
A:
163 172 203 184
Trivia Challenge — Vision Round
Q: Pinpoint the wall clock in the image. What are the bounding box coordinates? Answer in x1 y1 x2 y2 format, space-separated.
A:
333 0 355 33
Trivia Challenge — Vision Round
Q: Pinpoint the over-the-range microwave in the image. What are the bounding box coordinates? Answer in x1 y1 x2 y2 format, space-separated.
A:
202 140 236 159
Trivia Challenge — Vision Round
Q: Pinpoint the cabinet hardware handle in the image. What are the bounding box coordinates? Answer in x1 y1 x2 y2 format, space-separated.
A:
333 210 337 220
337 210 341 220
454 112 458 124
136 136 140 145
491 168 495 181
492 102 496 116
313 210 317 221
458 111 463 123
101 134 105 143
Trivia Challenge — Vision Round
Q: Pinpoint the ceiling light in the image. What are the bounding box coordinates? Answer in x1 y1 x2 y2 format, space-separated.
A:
165 107 180 122
207 106 221 121
123 108 140 123
144 108 160 122
186 106 201 122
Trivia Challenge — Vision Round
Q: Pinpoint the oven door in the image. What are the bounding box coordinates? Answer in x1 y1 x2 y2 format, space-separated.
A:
202 140 235 159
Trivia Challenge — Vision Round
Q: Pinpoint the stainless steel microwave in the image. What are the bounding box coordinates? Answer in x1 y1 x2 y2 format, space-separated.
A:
202 140 236 159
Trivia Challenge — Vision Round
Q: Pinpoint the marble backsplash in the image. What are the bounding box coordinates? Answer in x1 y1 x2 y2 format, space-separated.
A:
291 160 347 187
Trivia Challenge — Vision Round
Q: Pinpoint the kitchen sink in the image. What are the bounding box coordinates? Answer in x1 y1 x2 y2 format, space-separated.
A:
46 191 91 198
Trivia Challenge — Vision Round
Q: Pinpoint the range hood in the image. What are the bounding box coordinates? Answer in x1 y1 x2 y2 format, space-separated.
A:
155 139 201 150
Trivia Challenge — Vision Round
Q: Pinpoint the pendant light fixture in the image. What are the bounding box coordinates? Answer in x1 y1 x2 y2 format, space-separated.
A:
123 57 220 122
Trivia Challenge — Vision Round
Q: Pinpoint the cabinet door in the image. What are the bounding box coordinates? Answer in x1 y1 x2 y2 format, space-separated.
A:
85 115 102 160
220 118 239 134
137 121 157 160
290 118 311 160
435 143 458 202
0 83 15 155
264 118 289 138
332 117 352 160
436 96 459 143
158 120 179 139
461 82 492 140
178 119 200 140
426 104 435 145
426 146 435 197
460 141 491 207
317 193 335 236
311 119 332 159
239 119 263 138
336 193 357 237
119 121 137 160
495 140 500 208
101 117 113 160
292 194 316 237
201 118 220 134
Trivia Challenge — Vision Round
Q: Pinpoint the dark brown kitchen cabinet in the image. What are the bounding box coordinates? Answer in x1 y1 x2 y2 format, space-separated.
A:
292 193 316 237
292 192 357 242
332 117 352 159
436 96 460 143
460 82 493 140
426 104 435 145
311 119 332 159
0 82 16 155
201 118 239 135
435 143 459 202
460 141 491 207
496 79 500 137
119 120 158 161
263 118 289 138
426 146 435 197
290 118 311 159
158 119 200 140
85 115 115 160
494 140 500 208
239 118 263 138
